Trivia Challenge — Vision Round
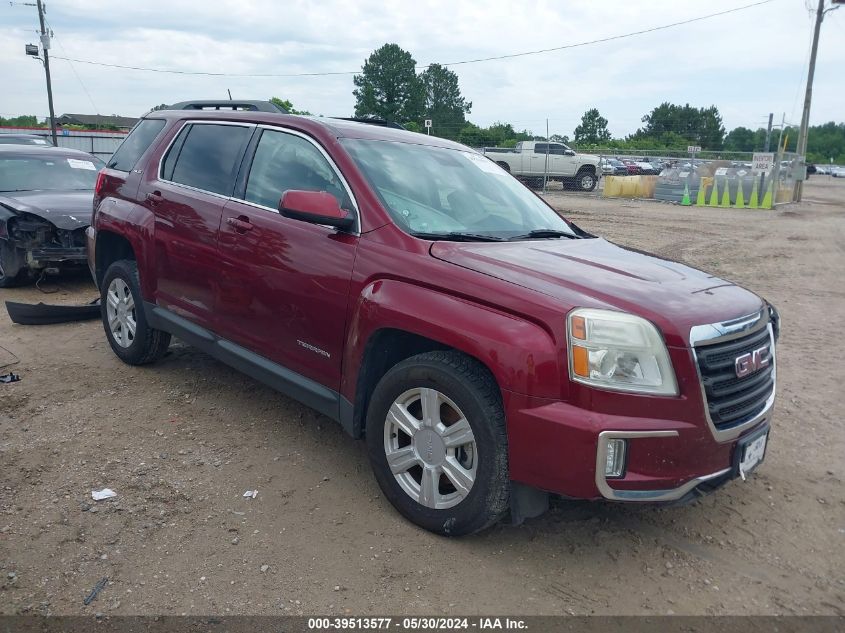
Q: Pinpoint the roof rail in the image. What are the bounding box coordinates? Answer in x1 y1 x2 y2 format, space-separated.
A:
168 100 288 113
332 117 406 130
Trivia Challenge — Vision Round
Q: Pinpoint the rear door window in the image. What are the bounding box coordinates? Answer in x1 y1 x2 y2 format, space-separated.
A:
107 119 166 171
165 123 251 196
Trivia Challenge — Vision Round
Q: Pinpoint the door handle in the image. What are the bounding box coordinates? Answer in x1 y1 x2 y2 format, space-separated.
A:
145 191 163 204
227 216 253 233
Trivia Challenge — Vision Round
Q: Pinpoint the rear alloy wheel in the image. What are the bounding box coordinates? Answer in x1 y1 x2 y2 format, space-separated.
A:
366 351 509 535
576 170 597 191
106 277 140 348
101 259 170 365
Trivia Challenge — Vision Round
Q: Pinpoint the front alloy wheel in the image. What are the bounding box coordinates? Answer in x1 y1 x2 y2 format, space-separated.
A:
384 387 477 510
366 351 510 535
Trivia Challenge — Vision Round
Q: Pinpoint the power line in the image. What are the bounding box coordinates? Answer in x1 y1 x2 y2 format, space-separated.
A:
50 0 776 78
45 19 102 117
439 0 776 67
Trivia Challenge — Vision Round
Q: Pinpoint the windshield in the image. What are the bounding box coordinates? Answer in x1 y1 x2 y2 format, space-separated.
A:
342 139 575 239
0 155 103 192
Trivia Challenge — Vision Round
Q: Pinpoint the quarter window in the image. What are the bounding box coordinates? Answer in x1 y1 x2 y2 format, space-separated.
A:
107 119 165 171
244 129 350 211
165 124 251 196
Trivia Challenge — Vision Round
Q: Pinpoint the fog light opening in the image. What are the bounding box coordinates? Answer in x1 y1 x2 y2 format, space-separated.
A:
605 438 627 478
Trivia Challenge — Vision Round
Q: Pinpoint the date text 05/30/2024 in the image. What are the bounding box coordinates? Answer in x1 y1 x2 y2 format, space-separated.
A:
307 617 527 630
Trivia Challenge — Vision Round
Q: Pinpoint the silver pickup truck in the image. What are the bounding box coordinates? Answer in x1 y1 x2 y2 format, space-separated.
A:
483 141 600 191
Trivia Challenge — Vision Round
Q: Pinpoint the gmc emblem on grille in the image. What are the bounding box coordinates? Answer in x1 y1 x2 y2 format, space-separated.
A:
735 346 771 378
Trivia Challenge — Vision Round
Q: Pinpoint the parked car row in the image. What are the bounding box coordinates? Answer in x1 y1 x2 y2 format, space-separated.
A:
601 157 665 176
814 164 845 177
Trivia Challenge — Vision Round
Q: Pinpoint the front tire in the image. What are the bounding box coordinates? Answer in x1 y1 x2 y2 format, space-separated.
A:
101 259 170 365
0 241 26 288
365 351 509 536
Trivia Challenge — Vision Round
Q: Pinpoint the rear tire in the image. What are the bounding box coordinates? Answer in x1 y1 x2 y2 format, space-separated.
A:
101 259 170 365
365 351 509 536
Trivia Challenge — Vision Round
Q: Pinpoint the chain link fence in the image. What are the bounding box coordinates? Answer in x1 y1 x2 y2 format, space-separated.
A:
478 141 808 208
0 126 127 160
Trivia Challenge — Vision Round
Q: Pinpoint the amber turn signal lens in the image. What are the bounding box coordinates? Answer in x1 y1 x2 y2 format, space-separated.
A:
571 315 586 340
572 345 589 377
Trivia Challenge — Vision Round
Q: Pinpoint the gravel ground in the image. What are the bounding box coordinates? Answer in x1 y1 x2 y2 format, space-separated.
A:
0 178 843 616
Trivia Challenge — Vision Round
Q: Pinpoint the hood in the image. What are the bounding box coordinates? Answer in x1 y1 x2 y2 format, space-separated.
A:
430 237 764 347
0 190 93 230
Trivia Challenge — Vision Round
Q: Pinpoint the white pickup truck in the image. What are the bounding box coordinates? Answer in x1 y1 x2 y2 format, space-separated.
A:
482 141 601 191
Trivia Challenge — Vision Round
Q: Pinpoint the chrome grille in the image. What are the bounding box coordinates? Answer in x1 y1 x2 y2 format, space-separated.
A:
694 325 775 429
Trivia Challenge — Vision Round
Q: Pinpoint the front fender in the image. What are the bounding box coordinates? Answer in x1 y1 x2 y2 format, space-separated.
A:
341 279 564 401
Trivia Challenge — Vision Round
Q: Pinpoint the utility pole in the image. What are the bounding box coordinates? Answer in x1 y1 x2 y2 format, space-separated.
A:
763 113 773 152
24 0 58 145
794 0 842 201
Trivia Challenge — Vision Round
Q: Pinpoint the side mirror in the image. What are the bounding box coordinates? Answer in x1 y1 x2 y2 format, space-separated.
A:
565 149 576 156
279 190 354 230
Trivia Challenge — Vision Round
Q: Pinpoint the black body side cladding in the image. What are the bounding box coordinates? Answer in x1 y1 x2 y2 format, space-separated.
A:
145 302 343 425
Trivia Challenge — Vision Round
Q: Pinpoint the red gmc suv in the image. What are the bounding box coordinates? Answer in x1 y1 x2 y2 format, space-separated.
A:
87 108 779 535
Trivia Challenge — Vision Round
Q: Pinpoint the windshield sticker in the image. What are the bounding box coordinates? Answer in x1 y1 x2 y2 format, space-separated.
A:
462 152 503 174
67 158 97 170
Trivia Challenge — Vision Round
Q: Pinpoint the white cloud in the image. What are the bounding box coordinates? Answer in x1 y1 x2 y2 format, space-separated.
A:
1 0 842 137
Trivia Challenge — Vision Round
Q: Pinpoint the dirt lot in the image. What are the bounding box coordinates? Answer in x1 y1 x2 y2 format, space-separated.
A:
1 178 843 617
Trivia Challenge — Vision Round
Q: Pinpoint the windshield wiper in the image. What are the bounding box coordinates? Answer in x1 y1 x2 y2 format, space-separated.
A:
508 229 578 240
411 231 505 242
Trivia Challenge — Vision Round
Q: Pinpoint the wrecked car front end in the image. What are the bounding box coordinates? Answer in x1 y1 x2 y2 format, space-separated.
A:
2 208 87 266
0 146 102 286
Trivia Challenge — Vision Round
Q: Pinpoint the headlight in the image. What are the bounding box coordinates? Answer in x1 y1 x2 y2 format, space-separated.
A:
567 308 678 396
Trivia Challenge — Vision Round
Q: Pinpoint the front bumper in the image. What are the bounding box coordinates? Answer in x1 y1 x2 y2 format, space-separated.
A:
594 430 731 502
27 246 87 268
505 391 772 502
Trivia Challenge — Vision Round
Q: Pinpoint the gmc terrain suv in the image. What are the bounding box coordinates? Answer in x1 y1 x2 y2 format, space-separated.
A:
88 109 779 535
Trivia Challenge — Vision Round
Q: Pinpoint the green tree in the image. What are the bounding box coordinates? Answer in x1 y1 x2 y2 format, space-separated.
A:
0 114 42 127
574 108 611 145
353 44 423 123
457 121 536 148
634 102 725 149
269 97 311 115
419 63 471 140
805 121 845 164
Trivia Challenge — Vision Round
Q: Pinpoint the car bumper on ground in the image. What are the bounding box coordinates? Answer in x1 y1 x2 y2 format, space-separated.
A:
505 391 772 503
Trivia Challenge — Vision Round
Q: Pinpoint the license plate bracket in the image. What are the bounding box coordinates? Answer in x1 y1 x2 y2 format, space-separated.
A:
733 424 769 481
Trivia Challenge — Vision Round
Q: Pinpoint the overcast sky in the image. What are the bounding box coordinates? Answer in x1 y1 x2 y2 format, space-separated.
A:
1 0 842 138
